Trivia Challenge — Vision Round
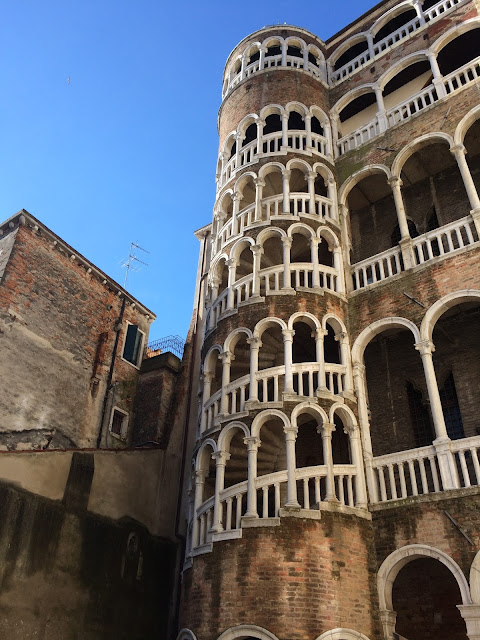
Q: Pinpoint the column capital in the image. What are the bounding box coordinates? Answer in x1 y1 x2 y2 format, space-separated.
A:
254 177 266 187
281 112 289 120
234 131 244 142
226 257 238 268
334 331 348 343
282 169 291 180
282 236 293 248
282 328 295 342
251 244 264 256
307 170 317 180
352 362 366 376
211 275 221 287
220 351 234 364
244 436 261 451
232 191 242 202
388 176 403 188
203 370 214 382
318 421 336 436
450 143 467 157
309 236 320 247
212 450 231 464
256 118 266 128
283 425 298 440
415 339 435 356
247 336 262 349
314 327 328 339
195 469 207 483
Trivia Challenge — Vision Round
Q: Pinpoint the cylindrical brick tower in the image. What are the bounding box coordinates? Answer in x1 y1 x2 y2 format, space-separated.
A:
180 25 382 640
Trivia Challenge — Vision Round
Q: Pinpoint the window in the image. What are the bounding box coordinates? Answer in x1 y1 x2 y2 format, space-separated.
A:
110 407 129 439
122 323 144 367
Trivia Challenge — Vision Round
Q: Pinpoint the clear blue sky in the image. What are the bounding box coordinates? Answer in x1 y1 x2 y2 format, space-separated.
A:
1 0 374 343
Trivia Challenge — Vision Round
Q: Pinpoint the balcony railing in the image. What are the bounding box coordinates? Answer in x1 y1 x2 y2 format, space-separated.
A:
386 84 437 127
351 214 479 291
330 0 465 85
371 435 480 503
337 118 379 155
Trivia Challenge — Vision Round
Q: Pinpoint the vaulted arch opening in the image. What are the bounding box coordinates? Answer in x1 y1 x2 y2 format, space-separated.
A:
437 29 480 78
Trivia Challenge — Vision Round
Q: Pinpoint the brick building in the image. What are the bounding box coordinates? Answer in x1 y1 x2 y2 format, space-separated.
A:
178 1 480 639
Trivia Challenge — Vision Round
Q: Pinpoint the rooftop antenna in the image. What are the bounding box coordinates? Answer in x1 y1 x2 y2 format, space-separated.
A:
121 242 149 288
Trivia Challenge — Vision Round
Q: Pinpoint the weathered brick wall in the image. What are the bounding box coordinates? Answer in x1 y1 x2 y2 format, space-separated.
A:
180 514 383 640
0 216 152 449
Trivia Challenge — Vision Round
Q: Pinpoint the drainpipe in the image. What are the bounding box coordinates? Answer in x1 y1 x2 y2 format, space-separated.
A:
96 296 126 448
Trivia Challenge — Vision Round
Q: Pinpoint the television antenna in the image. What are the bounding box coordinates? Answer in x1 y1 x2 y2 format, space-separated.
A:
121 242 150 288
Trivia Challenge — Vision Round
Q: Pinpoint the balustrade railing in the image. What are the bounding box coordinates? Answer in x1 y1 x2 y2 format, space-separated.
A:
255 362 347 403
412 215 478 265
225 374 250 414
443 55 480 95
332 49 371 83
424 0 463 21
210 289 228 326
451 436 480 488
351 246 402 291
233 273 254 305
196 496 215 547
337 118 379 155
387 84 437 127
262 131 283 155
202 389 221 433
373 15 421 56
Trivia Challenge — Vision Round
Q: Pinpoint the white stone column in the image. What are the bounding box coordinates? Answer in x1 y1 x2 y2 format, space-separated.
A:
310 236 320 288
388 176 415 269
208 276 221 330
244 436 260 518
331 113 340 158
320 422 337 501
324 120 334 161
348 427 368 508
200 371 213 434
234 132 243 172
352 362 378 503
226 258 237 311
427 51 447 99
284 426 301 508
337 332 354 394
413 0 426 24
192 469 206 547
379 610 397 640
315 328 328 392
254 177 265 222
240 55 247 80
307 170 317 215
415 339 459 490
333 246 346 294
247 336 262 402
366 32 375 59
305 114 312 147
282 329 295 394
259 46 266 70
458 604 480 640
232 191 241 236
282 236 293 290
256 119 264 156
251 244 263 297
219 151 228 185
374 83 388 132
211 451 231 532
282 169 291 214
302 46 309 70
281 42 287 67
281 112 289 148
220 351 233 415
450 144 480 211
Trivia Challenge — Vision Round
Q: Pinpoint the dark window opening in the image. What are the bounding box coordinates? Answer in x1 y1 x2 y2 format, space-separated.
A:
422 0 438 10
334 40 369 71
287 45 302 58
318 240 333 267
288 111 305 130
242 123 257 147
229 141 236 160
426 206 439 231
406 381 434 447
123 324 143 366
391 219 419 246
439 372 465 440
263 113 282 135
292 322 316 363
314 177 328 197
339 92 376 122
373 9 417 44
248 50 260 64
311 116 324 136
266 45 281 57
383 61 432 97
324 325 341 364
437 29 480 76
308 51 319 65
111 409 128 437
332 415 351 464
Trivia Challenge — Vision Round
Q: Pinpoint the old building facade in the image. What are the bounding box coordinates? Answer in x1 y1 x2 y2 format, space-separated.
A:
179 1 480 639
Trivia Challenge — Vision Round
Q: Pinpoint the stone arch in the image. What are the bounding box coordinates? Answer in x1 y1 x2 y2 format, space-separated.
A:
258 161 285 181
351 317 421 364
312 162 335 185
420 289 480 342
431 17 480 56
329 403 358 433
234 171 258 196
243 41 262 64
259 103 285 120
470 550 480 604
222 132 237 157
322 313 347 335
254 316 288 339
230 236 254 261
203 344 222 372
217 421 250 452
176 629 198 640
378 544 472 611
216 189 234 214
224 327 253 354
263 35 285 51
309 104 330 125
331 84 376 120
287 222 315 239
217 624 280 640
291 401 328 429
377 49 430 91
315 629 371 640
317 226 339 248
284 35 308 51
370 0 416 39
195 438 218 471
328 32 369 68
256 226 287 245
338 164 391 206
208 253 229 286
454 104 480 146
286 157 312 173
391 132 454 178
237 113 259 139
251 409 290 438
288 311 320 331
